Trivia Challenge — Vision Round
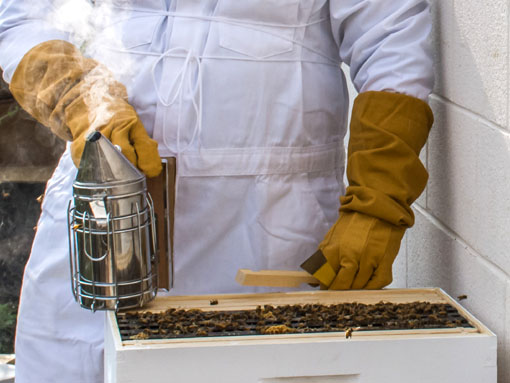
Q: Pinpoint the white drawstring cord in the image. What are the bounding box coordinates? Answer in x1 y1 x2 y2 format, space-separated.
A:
106 8 339 66
151 47 203 155
105 6 340 65
150 46 204 213
111 7 329 30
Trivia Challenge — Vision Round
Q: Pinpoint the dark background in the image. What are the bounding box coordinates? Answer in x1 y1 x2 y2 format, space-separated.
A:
0 71 65 353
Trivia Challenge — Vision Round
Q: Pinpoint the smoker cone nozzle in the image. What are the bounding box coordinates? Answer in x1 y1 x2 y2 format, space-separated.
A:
86 131 102 142
76 132 144 186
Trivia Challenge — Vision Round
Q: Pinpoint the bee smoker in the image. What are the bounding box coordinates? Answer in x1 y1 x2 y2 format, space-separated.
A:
67 131 170 311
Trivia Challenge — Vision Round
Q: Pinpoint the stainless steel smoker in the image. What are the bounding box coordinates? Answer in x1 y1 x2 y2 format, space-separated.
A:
67 131 171 311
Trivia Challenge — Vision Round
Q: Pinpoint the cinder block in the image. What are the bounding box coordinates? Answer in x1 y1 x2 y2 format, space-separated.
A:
430 0 509 127
407 208 508 381
426 98 510 274
406 210 453 290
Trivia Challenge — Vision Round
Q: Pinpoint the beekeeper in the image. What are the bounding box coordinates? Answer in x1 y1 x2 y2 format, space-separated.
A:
0 0 433 382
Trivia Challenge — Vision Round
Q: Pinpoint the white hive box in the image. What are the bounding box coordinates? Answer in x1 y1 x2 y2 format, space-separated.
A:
105 288 496 383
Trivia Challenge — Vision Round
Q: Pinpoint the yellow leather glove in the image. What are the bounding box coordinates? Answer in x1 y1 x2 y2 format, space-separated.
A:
9 40 162 177
320 91 433 290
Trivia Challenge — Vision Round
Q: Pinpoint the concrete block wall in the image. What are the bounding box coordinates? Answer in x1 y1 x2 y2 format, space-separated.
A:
390 1 510 381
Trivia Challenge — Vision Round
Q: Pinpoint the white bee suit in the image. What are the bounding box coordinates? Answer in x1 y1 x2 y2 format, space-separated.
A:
0 0 433 382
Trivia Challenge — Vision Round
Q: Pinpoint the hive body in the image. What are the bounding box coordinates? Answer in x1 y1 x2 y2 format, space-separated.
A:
105 289 496 382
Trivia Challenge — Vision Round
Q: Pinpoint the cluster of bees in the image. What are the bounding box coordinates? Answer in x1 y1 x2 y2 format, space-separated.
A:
120 300 472 341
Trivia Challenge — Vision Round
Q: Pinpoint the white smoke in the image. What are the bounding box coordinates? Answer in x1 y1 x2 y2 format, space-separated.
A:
48 0 136 132
50 0 95 47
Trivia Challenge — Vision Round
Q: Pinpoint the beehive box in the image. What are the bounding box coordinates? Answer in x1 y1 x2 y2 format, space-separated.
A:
104 288 496 383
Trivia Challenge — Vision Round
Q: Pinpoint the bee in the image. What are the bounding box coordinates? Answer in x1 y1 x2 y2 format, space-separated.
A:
130 330 150 340
457 295 468 301
345 327 360 339
209 299 219 306
139 317 150 325
262 311 277 321
196 329 208 337
262 325 295 335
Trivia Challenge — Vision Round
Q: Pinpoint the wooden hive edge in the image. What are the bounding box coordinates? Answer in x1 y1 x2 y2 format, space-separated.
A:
126 288 451 313
119 326 483 349
432 287 495 336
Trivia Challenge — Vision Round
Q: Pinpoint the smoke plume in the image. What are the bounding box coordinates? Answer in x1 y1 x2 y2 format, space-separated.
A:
48 0 135 132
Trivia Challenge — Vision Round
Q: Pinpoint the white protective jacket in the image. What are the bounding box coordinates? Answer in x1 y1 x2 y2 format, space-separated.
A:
0 1 433 382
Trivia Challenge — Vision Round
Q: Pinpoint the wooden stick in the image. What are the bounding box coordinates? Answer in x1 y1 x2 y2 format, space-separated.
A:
236 269 318 288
